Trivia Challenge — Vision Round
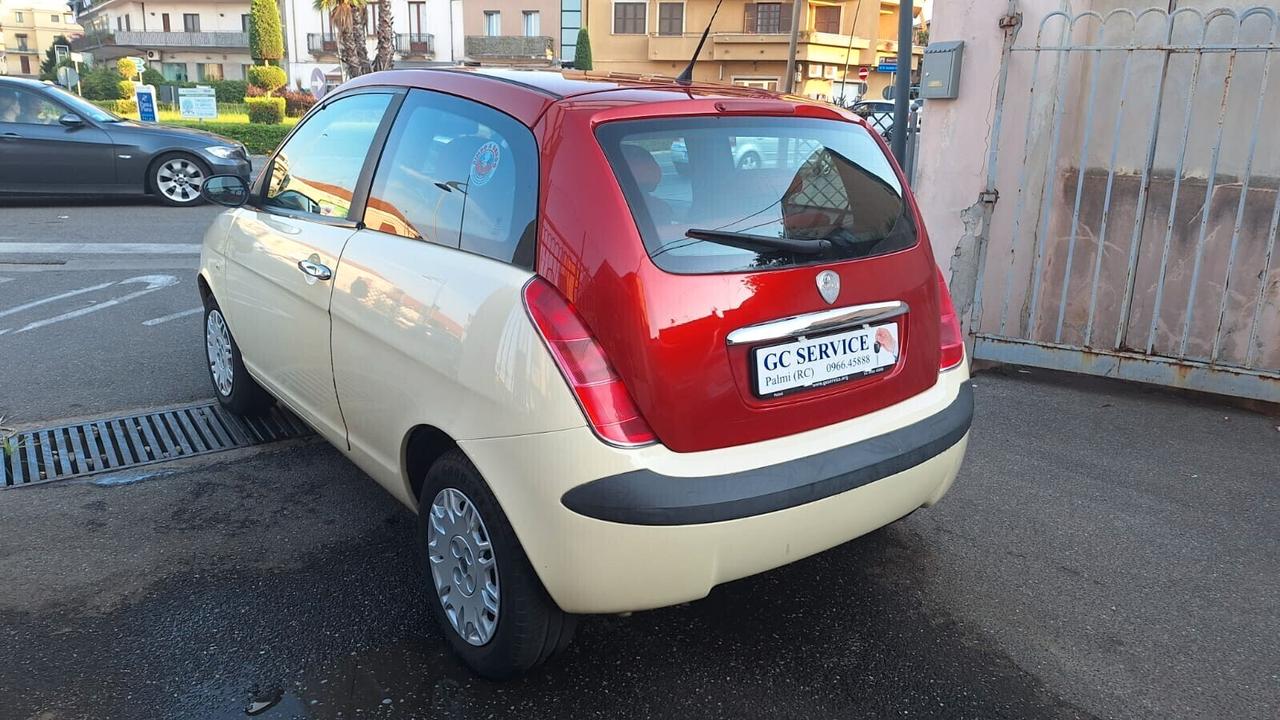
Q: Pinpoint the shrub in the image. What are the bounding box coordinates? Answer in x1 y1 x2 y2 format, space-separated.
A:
80 65 127 100
141 68 165 86
116 57 138 79
92 99 138 116
244 83 267 98
163 121 291 154
249 0 285 64
117 79 136 98
281 89 317 117
247 65 287 95
573 29 592 70
246 96 286 124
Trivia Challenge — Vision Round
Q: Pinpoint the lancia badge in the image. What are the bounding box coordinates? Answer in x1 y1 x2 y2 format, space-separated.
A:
816 270 840 305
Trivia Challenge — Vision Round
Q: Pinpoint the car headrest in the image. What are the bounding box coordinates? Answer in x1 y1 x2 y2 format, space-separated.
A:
620 144 662 192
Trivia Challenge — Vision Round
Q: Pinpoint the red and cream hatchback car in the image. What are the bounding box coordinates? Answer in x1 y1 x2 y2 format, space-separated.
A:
197 68 972 678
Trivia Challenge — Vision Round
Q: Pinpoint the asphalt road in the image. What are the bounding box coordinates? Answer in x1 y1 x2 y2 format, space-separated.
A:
1 199 1278 719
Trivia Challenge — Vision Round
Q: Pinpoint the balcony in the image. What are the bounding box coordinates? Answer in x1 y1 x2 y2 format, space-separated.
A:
73 31 249 52
395 33 434 58
464 36 554 65
9 44 38 55
307 32 338 56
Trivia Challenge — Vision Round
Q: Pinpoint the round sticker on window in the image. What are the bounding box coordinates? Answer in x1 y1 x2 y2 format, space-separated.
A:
470 141 501 188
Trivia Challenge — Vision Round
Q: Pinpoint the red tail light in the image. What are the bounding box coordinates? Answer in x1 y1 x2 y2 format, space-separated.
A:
937 268 965 370
523 278 657 447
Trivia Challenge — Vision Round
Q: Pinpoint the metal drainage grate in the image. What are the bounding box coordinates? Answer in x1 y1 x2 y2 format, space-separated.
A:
1 402 312 488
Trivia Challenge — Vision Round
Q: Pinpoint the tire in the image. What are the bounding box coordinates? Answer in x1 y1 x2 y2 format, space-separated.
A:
151 152 210 207
203 296 274 415
416 449 576 679
737 151 761 170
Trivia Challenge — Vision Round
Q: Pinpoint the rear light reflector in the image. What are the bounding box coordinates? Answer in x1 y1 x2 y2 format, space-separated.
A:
937 268 966 370
523 278 657 447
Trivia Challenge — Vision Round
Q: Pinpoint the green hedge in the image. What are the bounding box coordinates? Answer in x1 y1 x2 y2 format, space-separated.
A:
159 80 248 104
163 121 291 154
246 96 286 124
94 99 138 115
247 65 287 94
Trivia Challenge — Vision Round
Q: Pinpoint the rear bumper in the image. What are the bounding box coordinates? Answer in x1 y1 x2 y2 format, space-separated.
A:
459 365 971 614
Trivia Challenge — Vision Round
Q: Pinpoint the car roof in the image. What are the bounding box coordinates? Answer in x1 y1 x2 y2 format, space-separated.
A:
342 67 837 127
0 77 52 91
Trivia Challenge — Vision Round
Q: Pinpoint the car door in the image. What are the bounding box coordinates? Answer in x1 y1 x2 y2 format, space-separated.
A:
221 89 399 444
329 89 579 501
0 87 117 193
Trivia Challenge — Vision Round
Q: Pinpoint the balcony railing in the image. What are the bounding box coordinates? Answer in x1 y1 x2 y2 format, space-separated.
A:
307 33 338 55
10 44 37 54
396 33 434 57
73 31 249 51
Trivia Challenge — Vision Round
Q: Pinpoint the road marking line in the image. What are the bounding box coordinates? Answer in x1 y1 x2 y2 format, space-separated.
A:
12 275 179 334
0 243 201 255
142 307 203 326
0 281 115 319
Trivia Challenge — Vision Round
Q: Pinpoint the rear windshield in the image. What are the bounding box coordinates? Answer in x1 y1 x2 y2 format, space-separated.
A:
596 116 916 274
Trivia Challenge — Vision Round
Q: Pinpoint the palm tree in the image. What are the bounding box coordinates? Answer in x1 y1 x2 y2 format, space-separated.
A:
372 0 395 72
313 0 371 79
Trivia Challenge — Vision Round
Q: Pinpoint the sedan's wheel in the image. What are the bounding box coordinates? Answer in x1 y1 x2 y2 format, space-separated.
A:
737 151 762 170
153 153 208 206
202 296 274 415
417 450 576 679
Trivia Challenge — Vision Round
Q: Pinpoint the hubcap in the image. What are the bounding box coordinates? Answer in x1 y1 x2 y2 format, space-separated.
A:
206 310 233 397
427 487 499 646
157 158 205 203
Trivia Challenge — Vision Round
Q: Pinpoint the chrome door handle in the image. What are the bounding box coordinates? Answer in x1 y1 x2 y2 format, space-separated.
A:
297 258 333 281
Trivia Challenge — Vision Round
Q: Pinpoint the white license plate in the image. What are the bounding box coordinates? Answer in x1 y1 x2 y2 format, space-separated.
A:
752 323 900 397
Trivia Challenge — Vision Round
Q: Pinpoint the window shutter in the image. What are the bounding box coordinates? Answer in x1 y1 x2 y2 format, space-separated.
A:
744 3 757 33
779 3 793 33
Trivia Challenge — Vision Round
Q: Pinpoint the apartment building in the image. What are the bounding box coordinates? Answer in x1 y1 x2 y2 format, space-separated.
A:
0 0 82 77
69 0 253 82
283 0 457 90
462 0 559 65
585 0 923 101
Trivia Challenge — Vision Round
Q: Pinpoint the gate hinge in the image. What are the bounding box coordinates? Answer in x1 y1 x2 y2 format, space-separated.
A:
998 13 1022 30
979 189 1000 205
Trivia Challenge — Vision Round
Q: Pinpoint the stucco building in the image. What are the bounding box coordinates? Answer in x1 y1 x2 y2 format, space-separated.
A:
69 0 252 82
584 0 923 101
0 0 82 77
462 0 560 66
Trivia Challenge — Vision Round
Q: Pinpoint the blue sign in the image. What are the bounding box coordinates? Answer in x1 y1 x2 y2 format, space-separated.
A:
136 87 158 123
877 62 898 73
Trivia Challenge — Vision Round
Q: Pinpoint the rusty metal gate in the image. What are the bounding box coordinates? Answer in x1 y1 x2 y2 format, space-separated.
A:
970 3 1280 402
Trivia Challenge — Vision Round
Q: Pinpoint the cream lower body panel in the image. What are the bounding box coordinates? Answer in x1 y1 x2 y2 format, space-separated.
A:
459 366 970 615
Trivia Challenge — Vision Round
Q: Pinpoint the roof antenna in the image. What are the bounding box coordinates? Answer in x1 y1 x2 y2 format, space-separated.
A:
676 0 725 85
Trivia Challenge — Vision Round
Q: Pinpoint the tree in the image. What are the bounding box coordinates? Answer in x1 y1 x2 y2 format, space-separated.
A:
39 35 72 82
249 0 285 65
573 29 592 71
313 0 372 79
248 65 288 95
372 0 395 72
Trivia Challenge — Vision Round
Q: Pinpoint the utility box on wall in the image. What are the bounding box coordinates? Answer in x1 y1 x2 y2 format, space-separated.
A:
920 41 964 99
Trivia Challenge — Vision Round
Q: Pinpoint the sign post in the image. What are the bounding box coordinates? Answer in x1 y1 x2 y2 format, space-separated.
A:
178 86 218 122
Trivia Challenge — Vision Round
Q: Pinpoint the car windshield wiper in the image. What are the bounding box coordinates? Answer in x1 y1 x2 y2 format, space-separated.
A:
683 228 831 255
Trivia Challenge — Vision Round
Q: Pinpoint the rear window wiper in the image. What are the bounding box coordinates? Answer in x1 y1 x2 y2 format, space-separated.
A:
684 228 831 255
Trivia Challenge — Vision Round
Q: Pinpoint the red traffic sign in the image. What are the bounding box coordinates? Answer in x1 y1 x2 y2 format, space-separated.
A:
858 66 870 81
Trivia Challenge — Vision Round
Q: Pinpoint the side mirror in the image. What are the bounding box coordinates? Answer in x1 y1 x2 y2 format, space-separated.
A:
202 174 251 208
59 113 84 128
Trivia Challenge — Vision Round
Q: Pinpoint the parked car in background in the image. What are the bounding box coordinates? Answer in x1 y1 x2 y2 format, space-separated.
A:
670 135 778 171
0 77 250 206
197 68 972 679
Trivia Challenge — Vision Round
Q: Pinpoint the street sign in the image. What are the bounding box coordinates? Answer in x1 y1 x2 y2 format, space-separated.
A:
877 62 898 73
56 66 79 89
128 56 147 72
54 44 70 63
178 86 217 120
136 86 158 123
858 66 870 81
309 67 328 100
69 52 84 63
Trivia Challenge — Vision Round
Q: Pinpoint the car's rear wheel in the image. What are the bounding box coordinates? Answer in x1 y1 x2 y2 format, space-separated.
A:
417 449 576 679
152 153 209 207
203 296 274 415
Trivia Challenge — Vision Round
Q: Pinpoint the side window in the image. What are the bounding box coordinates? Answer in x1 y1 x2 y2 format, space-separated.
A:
264 92 392 220
0 89 63 125
364 89 538 266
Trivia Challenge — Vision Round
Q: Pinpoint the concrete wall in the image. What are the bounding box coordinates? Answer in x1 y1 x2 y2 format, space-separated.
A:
914 0 1280 370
